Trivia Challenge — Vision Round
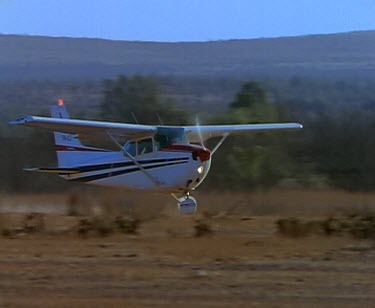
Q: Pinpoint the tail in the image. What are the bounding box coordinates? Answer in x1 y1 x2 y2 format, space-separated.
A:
51 101 107 167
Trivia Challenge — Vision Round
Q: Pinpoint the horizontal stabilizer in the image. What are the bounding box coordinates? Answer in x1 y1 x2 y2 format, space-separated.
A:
24 167 80 174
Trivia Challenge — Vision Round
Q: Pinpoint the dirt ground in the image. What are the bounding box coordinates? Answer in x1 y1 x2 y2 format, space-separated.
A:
0 211 374 308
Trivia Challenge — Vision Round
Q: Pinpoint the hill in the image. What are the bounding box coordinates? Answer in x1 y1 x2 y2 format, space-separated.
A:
1 31 375 80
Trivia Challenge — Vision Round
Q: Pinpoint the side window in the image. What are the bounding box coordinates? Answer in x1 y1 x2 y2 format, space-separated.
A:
155 132 169 148
154 139 161 152
137 138 153 155
124 141 137 156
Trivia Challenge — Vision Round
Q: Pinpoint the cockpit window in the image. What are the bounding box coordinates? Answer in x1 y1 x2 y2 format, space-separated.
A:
124 138 154 156
124 129 187 155
155 127 188 148
138 138 153 155
124 141 137 156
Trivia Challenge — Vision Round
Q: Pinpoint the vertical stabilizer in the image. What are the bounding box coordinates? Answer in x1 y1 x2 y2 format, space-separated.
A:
50 101 109 167
50 101 83 149
50 101 93 167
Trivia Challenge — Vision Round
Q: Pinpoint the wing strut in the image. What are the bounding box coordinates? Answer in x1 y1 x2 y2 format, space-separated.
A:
106 133 162 187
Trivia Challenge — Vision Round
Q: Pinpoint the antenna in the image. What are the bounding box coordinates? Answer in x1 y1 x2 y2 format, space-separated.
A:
156 113 164 125
131 112 139 124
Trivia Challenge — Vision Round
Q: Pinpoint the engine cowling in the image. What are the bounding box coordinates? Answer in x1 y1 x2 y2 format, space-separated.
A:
192 148 211 162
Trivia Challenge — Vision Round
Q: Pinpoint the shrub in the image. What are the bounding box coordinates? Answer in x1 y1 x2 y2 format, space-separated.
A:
77 217 114 237
91 217 114 237
194 219 212 237
23 213 45 233
277 214 375 240
1 228 12 237
276 218 310 237
348 215 375 239
115 216 140 234
77 218 91 237
321 217 342 235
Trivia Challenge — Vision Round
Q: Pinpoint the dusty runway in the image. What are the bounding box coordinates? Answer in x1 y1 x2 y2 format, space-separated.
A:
0 213 374 307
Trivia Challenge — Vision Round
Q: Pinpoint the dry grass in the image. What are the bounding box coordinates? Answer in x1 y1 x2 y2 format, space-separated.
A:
1 189 375 242
0 214 374 307
193 189 375 217
0 190 375 307
276 215 375 240
0 189 375 234
2 188 375 222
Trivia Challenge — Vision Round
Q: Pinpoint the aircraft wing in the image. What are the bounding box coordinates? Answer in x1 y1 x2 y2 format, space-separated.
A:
9 116 157 140
184 123 303 142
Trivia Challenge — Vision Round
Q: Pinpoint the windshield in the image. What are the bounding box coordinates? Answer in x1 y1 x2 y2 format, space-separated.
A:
155 127 188 148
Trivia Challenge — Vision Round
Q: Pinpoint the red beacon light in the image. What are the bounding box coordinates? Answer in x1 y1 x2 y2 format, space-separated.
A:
58 99 64 106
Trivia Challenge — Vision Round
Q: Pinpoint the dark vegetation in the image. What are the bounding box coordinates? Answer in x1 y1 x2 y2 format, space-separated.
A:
76 216 140 237
277 215 375 240
194 219 213 237
2 75 375 192
0 213 141 238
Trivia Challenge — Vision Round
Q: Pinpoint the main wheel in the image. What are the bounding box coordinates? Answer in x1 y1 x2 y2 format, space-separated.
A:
177 196 197 214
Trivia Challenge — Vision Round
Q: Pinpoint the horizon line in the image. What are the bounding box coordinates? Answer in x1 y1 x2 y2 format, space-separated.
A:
0 29 374 44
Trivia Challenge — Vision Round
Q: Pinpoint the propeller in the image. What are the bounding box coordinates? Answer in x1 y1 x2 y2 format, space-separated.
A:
195 115 229 156
193 115 211 162
195 115 206 149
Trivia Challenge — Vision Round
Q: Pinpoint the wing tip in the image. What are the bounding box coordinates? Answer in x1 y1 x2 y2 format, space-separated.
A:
23 167 40 172
9 116 33 125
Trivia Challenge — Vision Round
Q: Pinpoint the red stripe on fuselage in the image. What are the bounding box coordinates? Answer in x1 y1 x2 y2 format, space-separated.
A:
161 144 211 162
161 144 204 152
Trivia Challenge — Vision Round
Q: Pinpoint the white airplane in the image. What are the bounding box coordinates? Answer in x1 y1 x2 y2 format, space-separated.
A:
10 100 302 213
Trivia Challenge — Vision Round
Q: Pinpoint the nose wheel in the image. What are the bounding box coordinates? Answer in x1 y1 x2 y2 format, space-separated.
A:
171 193 198 214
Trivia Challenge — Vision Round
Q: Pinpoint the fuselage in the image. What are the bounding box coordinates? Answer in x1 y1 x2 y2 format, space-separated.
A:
59 143 211 193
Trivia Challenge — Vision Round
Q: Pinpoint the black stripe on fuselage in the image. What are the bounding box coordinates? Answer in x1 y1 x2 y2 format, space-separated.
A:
72 157 189 174
67 160 188 183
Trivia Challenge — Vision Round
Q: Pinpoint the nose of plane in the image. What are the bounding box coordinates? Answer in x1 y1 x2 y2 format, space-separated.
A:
193 148 211 162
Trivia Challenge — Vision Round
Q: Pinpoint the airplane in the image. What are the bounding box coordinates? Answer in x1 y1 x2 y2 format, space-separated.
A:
10 100 302 213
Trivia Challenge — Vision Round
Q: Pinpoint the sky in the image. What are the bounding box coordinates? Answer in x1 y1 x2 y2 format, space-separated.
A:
0 0 375 42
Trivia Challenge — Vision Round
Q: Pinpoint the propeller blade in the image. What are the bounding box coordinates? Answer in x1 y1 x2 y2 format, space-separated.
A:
195 115 206 149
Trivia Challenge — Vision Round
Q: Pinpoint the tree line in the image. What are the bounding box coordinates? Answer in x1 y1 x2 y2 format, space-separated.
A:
2 75 375 192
